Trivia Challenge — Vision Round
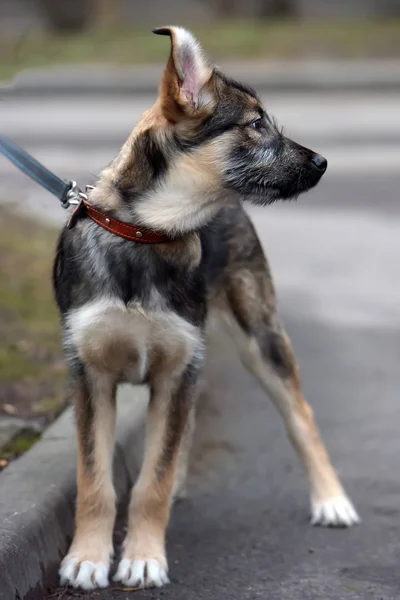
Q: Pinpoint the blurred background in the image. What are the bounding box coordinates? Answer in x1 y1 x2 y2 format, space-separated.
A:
1 0 400 543
1 0 400 78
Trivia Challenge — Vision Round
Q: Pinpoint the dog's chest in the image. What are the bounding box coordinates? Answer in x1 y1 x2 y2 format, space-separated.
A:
65 293 201 384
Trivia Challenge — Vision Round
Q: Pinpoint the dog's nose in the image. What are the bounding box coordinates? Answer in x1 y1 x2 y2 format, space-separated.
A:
311 154 328 173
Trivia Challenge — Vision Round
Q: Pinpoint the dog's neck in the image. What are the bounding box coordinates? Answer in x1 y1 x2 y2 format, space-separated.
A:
88 100 230 238
87 175 214 270
86 108 229 270
91 160 224 238
89 176 224 238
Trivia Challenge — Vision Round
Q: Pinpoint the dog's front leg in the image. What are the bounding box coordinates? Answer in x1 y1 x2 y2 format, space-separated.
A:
59 368 117 589
114 363 198 589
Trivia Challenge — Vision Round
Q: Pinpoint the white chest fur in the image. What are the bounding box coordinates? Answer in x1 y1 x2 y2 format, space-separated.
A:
65 296 202 385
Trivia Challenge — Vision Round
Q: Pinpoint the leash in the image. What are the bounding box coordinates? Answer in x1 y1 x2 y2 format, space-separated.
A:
0 135 85 209
0 135 172 243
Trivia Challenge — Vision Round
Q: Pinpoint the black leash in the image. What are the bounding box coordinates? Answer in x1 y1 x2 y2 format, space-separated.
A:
0 135 85 209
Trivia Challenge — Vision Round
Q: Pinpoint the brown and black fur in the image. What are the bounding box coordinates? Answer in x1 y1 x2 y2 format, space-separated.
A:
54 26 359 591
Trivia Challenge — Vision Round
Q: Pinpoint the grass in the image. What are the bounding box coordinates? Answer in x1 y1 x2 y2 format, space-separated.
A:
2 19 400 82
0 430 41 463
0 207 67 422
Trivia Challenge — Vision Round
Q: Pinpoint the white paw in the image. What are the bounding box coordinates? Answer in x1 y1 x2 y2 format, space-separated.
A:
114 558 169 588
59 556 109 589
311 496 360 527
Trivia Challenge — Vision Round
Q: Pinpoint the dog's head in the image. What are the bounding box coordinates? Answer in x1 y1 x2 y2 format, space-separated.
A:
101 27 327 234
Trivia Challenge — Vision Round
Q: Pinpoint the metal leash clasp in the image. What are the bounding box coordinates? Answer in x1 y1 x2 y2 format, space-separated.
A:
64 185 95 229
62 181 90 209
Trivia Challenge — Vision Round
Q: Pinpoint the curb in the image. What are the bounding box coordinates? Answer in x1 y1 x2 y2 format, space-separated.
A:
0 385 148 600
2 60 400 97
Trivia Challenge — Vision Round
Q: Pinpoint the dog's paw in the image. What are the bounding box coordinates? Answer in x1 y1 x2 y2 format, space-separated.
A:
59 555 110 590
311 495 360 527
59 540 113 590
114 557 169 588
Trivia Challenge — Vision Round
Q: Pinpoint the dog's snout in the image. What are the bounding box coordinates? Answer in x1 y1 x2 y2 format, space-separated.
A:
311 154 328 173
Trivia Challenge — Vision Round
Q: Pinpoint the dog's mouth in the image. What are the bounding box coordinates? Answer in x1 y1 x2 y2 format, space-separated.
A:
242 184 284 205
240 175 315 206
225 144 327 206
244 157 327 205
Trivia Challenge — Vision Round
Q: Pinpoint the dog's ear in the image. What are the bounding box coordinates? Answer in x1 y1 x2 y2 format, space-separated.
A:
153 26 215 121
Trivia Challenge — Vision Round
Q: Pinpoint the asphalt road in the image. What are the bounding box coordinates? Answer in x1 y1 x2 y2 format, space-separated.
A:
2 91 400 599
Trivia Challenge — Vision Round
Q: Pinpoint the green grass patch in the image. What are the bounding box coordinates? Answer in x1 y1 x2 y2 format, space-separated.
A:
1 429 41 462
2 19 400 82
0 208 67 420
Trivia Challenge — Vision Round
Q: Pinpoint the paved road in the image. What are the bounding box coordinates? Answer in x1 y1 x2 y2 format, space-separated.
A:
2 91 400 599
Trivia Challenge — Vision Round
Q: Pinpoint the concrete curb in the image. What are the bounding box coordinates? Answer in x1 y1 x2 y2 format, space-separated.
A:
0 385 148 600
2 60 400 97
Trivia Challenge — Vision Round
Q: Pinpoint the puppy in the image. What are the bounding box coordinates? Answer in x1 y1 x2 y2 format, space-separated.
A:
54 26 359 591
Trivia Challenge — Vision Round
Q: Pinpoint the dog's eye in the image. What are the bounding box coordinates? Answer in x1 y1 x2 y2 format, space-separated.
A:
250 118 267 133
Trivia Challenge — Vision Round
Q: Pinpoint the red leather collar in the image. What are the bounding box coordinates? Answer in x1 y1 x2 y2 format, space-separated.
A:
67 200 173 244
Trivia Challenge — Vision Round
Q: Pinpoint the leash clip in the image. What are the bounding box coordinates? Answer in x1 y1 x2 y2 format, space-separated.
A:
62 180 88 209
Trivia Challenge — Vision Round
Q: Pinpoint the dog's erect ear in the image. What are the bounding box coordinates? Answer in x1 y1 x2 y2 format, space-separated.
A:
153 26 214 121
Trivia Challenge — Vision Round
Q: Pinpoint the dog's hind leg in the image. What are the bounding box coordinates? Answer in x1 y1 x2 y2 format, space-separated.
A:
171 402 196 501
114 362 200 589
216 262 359 527
59 366 117 589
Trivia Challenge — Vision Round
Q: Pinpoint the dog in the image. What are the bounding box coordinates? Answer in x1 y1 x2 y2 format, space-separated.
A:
54 26 359 591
